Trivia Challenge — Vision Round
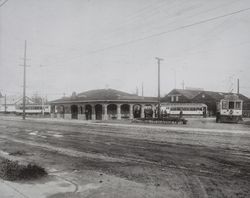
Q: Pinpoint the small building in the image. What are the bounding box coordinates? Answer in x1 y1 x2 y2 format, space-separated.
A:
162 89 249 116
243 98 250 117
0 95 22 113
50 89 158 120
0 95 50 115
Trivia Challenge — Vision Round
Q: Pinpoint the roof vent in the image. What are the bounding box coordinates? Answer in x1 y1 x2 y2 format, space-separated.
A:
72 92 77 98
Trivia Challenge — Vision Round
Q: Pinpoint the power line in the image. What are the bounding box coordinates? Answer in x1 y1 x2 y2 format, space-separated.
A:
90 7 250 54
0 0 9 8
100 0 238 44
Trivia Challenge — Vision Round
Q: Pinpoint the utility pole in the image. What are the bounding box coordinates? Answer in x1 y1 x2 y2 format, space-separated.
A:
4 94 7 113
141 82 144 97
181 80 185 90
237 78 240 94
155 57 163 119
21 40 28 120
40 65 45 116
174 69 176 89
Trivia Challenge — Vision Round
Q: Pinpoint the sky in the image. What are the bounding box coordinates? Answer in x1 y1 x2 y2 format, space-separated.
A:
0 0 250 100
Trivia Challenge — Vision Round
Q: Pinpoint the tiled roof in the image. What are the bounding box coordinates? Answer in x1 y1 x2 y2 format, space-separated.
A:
172 89 201 99
0 96 35 105
165 89 249 101
50 89 157 103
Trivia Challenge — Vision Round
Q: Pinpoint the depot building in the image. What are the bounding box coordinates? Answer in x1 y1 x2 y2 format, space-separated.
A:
50 89 158 120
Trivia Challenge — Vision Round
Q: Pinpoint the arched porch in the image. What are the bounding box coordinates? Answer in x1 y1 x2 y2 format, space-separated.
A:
71 105 78 119
107 104 117 119
85 104 92 120
95 104 103 120
121 104 130 119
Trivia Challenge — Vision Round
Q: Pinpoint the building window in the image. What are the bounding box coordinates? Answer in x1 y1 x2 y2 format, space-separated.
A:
171 96 174 102
222 101 227 109
176 96 179 102
229 102 234 109
235 102 241 109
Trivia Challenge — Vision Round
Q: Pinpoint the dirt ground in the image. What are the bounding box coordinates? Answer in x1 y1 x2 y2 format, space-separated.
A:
0 116 249 198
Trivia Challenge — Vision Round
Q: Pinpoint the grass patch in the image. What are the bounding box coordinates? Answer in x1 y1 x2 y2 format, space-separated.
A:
0 159 47 181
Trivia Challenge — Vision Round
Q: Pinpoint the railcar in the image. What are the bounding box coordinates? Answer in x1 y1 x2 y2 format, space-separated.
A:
216 94 243 123
160 103 207 117
15 104 50 115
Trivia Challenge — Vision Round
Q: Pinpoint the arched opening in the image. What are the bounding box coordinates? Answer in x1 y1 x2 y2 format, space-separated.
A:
85 105 92 120
95 104 103 120
107 104 117 119
121 104 130 119
71 105 78 119
133 104 141 118
51 105 55 113
80 106 83 114
58 105 65 118
144 105 153 118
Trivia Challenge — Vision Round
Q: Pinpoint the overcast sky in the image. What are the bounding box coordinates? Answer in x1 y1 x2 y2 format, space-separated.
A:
0 0 250 100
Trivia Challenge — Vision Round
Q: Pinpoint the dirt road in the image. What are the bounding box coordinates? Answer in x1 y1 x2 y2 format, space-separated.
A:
0 117 249 197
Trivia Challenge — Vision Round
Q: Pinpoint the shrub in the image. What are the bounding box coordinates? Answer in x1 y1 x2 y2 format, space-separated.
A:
0 159 47 181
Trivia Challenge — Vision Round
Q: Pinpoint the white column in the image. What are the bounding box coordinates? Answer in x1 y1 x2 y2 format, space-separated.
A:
129 104 134 119
103 104 108 120
152 105 156 118
141 104 145 118
117 104 121 120
91 105 96 120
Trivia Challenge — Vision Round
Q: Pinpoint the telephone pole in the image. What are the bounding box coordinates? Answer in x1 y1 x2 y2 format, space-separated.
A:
40 65 46 116
181 80 185 90
155 57 163 119
141 82 144 97
4 94 7 113
21 40 28 120
237 78 240 94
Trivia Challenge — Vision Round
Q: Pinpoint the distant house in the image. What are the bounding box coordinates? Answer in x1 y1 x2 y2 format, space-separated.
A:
162 89 249 116
243 98 250 117
0 95 49 115
0 96 34 113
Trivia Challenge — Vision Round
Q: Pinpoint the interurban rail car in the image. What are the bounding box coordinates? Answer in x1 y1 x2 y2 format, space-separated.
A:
216 94 243 123
160 103 207 117
15 104 50 115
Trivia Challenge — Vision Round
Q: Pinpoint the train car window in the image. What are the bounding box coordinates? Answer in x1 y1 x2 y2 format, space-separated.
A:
235 102 241 109
229 101 234 109
222 101 227 109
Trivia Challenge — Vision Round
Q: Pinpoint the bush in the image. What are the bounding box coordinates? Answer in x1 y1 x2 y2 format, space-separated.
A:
0 159 47 181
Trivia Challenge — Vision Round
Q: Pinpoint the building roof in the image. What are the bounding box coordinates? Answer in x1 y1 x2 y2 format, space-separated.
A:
171 89 201 99
50 89 157 104
0 96 34 105
164 89 249 101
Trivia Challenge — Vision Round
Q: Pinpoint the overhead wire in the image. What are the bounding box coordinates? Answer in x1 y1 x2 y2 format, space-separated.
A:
41 3 250 66
91 0 239 49
0 0 9 8
89 6 250 54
